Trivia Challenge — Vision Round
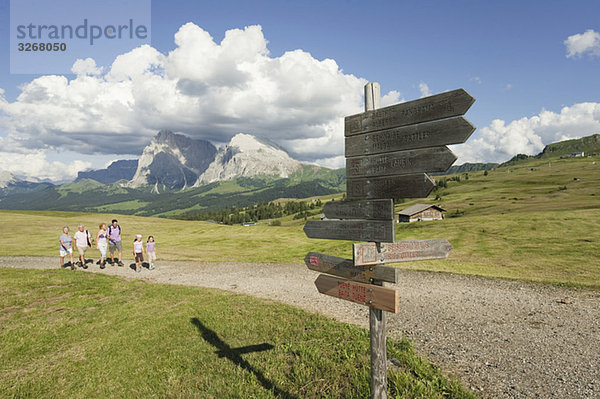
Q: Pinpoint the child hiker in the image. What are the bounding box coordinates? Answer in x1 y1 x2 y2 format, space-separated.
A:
145 235 157 270
133 234 144 273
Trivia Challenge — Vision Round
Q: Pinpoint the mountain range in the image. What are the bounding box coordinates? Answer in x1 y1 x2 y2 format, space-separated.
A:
1 132 598 216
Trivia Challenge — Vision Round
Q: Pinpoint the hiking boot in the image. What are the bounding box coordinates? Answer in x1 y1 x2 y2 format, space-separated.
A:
100 261 105 269
71 264 76 270
118 261 124 267
83 263 88 269
148 264 155 270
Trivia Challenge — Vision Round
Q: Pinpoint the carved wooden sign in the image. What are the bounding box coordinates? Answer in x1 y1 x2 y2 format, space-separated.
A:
345 116 475 157
303 220 395 243
322 199 393 220
353 239 453 266
344 88 475 136
314 274 399 313
304 252 398 284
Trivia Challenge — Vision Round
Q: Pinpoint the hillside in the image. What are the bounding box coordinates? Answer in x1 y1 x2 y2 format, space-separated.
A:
501 133 600 167
0 168 345 217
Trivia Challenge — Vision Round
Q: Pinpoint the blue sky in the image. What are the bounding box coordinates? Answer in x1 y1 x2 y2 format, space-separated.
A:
1 0 599 182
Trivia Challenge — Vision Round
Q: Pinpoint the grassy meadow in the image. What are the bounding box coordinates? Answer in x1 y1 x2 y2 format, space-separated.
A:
1 154 599 287
0 268 473 398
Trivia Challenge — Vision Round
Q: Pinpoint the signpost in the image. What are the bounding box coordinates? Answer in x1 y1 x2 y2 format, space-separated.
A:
353 239 453 266
314 274 399 313
344 88 475 136
305 252 398 284
345 116 475 157
322 199 394 220
346 146 457 179
303 82 475 399
346 173 435 200
303 220 395 242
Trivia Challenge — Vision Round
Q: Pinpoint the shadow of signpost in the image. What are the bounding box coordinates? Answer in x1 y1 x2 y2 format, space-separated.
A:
190 317 296 399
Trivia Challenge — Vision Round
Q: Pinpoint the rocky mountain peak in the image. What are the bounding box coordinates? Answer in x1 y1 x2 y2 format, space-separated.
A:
194 133 301 185
129 130 217 190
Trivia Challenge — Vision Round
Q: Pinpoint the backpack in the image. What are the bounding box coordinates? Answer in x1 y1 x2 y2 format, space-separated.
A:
108 224 121 237
86 230 92 247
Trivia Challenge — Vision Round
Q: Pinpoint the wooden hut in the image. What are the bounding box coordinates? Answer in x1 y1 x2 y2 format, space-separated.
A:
397 204 446 223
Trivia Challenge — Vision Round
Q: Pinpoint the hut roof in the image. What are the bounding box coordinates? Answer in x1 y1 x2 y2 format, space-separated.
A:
398 203 446 217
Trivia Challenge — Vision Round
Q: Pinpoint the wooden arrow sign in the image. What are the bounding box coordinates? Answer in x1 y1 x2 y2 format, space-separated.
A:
304 252 398 283
303 220 395 243
345 116 475 157
346 173 435 200
345 88 475 136
346 146 456 179
323 199 394 220
314 274 399 313
353 239 453 266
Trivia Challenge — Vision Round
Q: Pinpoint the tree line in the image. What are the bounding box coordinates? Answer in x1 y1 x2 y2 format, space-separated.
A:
178 199 324 224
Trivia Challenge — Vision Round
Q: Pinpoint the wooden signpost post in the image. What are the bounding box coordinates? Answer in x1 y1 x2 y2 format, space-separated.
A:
303 82 475 399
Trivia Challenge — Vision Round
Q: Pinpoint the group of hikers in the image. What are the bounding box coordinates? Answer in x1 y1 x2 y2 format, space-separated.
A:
58 219 157 273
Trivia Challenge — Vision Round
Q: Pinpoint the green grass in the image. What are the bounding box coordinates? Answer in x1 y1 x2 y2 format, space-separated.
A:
1 156 599 287
0 268 474 399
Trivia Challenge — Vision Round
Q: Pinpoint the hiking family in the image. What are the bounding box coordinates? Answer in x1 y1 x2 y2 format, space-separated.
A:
59 219 157 273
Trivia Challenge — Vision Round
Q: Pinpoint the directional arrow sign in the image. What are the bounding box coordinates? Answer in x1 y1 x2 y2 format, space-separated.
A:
314 274 399 313
345 116 475 157
303 220 395 242
345 88 475 136
353 239 453 266
323 199 394 220
346 173 435 200
346 146 457 179
304 252 398 283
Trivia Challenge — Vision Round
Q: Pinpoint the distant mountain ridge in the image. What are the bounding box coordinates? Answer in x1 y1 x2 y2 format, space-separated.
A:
501 133 600 167
77 160 138 184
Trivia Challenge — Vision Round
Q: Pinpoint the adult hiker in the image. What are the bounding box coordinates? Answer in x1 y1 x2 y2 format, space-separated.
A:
73 224 92 269
59 226 75 270
96 223 108 269
108 219 124 266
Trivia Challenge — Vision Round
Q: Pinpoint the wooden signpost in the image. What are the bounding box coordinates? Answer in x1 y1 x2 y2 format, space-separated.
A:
305 252 398 284
303 220 395 242
346 173 435 200
303 82 475 399
346 146 457 179
314 274 399 313
323 199 394 220
353 239 453 266
345 116 475 157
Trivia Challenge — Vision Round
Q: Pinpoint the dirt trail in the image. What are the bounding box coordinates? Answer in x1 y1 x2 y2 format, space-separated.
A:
2 256 599 399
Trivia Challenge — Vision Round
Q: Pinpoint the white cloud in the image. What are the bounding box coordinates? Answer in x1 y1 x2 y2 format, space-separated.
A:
1 23 390 178
452 102 600 163
564 29 600 58
71 58 104 76
471 76 482 84
418 82 431 98
0 138 91 182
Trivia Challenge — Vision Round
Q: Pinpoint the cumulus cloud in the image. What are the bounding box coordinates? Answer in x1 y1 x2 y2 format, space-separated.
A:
564 29 600 58
0 23 394 181
0 137 91 182
418 82 431 98
452 102 600 163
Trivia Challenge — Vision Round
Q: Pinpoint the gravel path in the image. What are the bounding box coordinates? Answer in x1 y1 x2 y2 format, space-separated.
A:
1 256 599 399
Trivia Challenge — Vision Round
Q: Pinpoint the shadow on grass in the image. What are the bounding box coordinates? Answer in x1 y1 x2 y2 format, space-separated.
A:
190 317 296 399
